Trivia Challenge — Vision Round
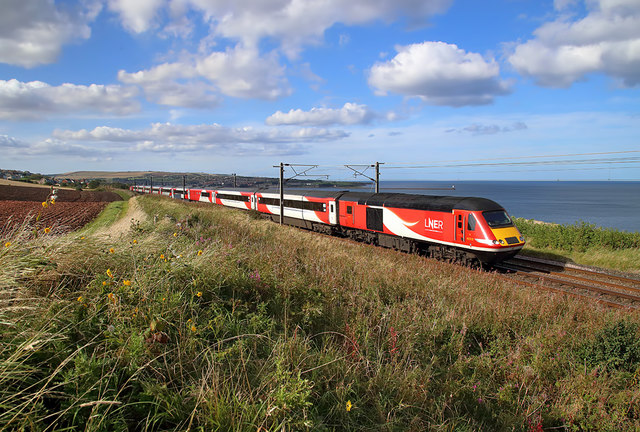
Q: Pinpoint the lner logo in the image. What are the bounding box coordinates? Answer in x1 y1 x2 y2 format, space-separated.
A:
425 218 443 232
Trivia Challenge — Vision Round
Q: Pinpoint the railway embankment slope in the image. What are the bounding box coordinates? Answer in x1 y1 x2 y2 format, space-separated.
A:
1 194 639 431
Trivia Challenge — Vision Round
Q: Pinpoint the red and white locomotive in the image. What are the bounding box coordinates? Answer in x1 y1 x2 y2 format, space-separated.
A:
131 185 525 265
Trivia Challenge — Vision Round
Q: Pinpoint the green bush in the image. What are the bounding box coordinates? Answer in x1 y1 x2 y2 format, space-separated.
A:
514 218 640 252
580 320 640 372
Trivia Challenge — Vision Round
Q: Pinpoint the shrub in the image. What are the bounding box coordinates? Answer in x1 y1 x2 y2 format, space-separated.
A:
514 218 640 252
580 320 640 372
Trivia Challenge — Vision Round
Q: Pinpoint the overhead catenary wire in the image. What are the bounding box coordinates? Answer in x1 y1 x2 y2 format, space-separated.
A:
275 150 640 185
276 150 640 171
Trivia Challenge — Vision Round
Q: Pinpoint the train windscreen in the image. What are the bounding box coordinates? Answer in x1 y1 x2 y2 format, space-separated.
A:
482 210 513 227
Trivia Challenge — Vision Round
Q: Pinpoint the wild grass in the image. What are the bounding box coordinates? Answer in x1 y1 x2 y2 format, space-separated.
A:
514 218 640 272
79 200 130 235
1 195 640 431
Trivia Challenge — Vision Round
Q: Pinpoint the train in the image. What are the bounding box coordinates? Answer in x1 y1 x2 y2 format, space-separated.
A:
130 184 525 266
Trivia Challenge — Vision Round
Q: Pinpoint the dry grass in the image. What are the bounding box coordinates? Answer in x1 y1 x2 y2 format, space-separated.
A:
1 195 639 431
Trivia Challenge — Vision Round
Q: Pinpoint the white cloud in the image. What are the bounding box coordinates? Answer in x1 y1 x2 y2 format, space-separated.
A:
0 135 106 159
508 0 640 87
109 0 451 57
368 42 512 106
108 0 166 33
119 45 290 106
196 46 291 99
266 103 377 126
447 122 528 135
0 0 99 67
197 0 452 57
0 79 140 121
51 122 348 156
118 63 221 108
0 134 25 148
108 1 455 106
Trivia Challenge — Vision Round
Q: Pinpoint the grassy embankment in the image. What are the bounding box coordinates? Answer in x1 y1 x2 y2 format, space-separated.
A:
1 195 640 431
515 218 640 273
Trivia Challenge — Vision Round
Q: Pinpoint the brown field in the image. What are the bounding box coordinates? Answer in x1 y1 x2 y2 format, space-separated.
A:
0 201 110 233
0 184 122 233
0 184 122 202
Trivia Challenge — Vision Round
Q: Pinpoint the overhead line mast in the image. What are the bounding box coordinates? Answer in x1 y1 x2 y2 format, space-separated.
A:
274 163 326 225
345 162 383 193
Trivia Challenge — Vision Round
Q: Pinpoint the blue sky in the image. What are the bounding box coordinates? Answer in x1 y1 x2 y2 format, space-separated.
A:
0 0 638 181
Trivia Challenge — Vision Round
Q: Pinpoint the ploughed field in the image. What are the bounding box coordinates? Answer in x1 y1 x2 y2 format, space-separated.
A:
0 184 122 233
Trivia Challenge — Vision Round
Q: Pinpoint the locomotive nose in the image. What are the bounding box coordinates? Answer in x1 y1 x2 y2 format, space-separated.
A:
490 226 525 246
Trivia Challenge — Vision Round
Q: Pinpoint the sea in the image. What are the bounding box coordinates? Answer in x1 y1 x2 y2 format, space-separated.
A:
360 181 640 233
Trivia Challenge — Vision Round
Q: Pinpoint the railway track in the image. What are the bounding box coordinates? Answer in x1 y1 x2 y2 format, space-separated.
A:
494 255 640 309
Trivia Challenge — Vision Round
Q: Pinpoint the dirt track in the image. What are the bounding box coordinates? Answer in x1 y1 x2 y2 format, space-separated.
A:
0 184 122 233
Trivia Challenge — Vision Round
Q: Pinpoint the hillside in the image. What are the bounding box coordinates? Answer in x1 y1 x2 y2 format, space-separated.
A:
1 195 639 430
55 170 215 180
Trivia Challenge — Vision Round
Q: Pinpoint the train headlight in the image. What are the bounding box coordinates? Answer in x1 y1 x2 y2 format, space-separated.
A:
519 236 525 242
499 239 505 245
492 240 499 245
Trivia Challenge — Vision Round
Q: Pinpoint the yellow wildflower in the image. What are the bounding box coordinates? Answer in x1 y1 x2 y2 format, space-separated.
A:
109 248 115 254
102 281 107 286
123 280 132 286
42 201 48 208
346 400 352 412
80 236 85 240
106 268 113 278
77 296 83 302
197 291 202 297
191 325 197 332
50 199 55 205
107 293 116 302
4 241 10 248
173 232 178 237
44 227 51 234
160 254 165 259
197 250 203 256
132 239 137 244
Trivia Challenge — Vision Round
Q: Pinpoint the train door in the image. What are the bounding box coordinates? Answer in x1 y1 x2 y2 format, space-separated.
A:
453 210 465 242
251 194 257 210
329 201 337 225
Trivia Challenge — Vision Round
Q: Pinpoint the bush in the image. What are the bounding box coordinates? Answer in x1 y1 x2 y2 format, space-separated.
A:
514 218 640 252
580 320 640 372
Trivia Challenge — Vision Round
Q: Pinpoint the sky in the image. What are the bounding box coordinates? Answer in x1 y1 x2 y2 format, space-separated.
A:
0 0 639 181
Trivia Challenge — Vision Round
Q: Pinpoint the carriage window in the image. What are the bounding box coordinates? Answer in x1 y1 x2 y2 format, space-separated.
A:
257 197 325 212
217 193 249 202
467 214 477 231
346 206 352 215
259 197 279 206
